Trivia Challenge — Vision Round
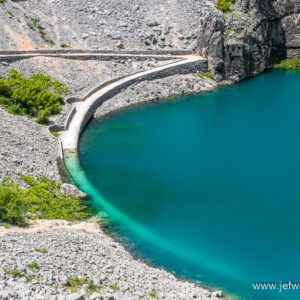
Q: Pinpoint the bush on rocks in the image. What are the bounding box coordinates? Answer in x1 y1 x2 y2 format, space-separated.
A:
0 176 92 226
275 58 300 70
0 69 70 124
215 0 235 12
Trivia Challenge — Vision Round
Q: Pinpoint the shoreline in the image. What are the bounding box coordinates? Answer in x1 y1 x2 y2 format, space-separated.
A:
0 56 225 299
0 219 222 300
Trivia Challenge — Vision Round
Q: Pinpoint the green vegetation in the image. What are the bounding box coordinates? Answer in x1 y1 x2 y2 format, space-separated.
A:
34 248 48 253
109 283 119 291
0 69 70 124
50 129 59 138
289 0 296 9
26 262 40 270
269 53 300 70
215 0 235 12
3 268 25 278
0 0 5 4
60 43 70 48
86 281 102 295
3 268 35 282
197 72 213 80
27 18 55 45
67 276 88 292
0 175 92 227
147 290 158 298
26 275 36 282
275 58 300 70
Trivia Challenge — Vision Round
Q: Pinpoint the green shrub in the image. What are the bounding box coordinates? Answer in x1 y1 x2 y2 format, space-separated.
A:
275 58 300 70
147 290 158 298
26 262 40 270
0 176 92 226
197 72 213 80
3 268 26 278
0 69 70 124
60 43 70 48
0 179 27 226
35 248 48 253
215 0 235 12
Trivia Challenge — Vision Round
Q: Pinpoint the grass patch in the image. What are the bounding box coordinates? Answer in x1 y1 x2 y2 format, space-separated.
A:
147 290 158 298
4 268 36 282
197 72 213 80
67 276 88 292
0 175 92 226
109 283 119 291
26 262 40 270
50 129 59 138
86 281 102 295
0 69 70 124
34 248 48 253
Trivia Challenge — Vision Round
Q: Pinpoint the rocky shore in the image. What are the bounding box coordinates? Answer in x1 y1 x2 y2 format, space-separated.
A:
0 57 222 299
0 220 220 300
1 0 298 298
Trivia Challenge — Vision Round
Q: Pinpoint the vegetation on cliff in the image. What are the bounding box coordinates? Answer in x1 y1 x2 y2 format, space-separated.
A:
0 69 70 124
275 58 300 70
0 176 92 226
215 0 236 12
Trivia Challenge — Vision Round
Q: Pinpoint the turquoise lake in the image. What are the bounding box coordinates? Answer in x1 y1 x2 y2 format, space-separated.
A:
76 70 300 300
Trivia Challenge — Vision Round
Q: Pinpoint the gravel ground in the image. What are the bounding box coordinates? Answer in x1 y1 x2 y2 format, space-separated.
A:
0 0 215 51
0 220 220 300
0 107 60 185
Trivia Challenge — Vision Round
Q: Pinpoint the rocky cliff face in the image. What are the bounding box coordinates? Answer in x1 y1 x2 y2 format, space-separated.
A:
0 0 299 82
198 0 300 81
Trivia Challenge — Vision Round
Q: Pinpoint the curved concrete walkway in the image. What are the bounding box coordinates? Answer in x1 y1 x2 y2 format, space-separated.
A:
60 55 206 151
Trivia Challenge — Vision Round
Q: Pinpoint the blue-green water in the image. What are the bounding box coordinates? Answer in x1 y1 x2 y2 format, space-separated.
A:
74 70 300 300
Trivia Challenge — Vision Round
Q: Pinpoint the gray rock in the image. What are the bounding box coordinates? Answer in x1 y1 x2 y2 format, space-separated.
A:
60 183 89 199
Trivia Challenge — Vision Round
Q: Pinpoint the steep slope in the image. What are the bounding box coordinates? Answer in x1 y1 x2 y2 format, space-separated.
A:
198 0 300 81
0 0 299 81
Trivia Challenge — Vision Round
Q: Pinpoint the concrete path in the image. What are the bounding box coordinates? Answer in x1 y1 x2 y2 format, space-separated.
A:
0 49 193 61
59 54 206 151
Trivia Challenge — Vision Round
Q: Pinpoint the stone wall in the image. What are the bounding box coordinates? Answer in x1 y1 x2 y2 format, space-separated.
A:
76 59 208 136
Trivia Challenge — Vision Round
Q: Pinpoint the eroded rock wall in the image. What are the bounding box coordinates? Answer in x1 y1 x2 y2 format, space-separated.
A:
197 0 300 81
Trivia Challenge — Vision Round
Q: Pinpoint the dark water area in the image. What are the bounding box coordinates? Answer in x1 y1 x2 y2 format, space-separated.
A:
77 70 300 299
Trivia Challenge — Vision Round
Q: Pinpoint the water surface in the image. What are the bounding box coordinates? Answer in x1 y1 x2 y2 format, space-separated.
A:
76 70 300 299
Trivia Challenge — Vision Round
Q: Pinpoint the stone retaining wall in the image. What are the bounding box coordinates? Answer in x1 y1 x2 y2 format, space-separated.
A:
76 59 207 136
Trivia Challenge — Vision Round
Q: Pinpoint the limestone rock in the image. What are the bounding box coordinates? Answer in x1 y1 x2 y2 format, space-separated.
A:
60 183 89 199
